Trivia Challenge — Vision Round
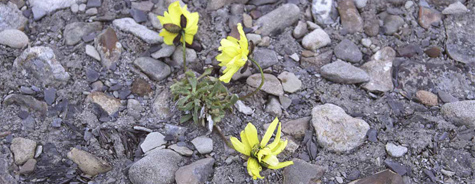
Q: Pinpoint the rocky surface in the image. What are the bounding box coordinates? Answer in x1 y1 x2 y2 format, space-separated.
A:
0 0 474 183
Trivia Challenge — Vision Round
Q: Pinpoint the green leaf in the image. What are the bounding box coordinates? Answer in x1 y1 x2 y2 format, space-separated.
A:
180 114 192 124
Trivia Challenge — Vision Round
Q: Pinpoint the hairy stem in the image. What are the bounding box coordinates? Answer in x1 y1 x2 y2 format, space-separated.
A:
214 125 233 148
182 31 187 72
239 57 264 101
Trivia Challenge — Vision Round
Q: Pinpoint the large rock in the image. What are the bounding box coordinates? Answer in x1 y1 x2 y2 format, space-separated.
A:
334 39 362 63
151 43 175 59
128 149 183 184
302 29 331 51
283 159 326 184
444 8 475 64
95 27 122 69
64 22 102 45
29 0 78 13
278 72 302 93
418 6 442 29
152 88 172 119
175 158 215 184
246 73 284 96
338 0 363 33
349 170 403 184
140 132 166 153
87 92 121 116
0 2 28 32
3 94 47 114
361 47 395 92
0 29 28 48
13 46 70 86
113 18 162 44
320 60 369 84
441 100 475 128
255 4 300 36
10 138 36 165
134 57 171 81
282 117 311 140
67 148 112 176
442 2 468 15
312 104 370 153
252 48 278 69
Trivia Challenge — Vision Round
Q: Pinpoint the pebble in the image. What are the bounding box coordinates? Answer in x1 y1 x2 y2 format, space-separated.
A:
300 50 332 72
191 136 213 154
0 29 29 48
0 2 28 31
311 0 336 25
302 29 331 51
169 144 193 156
86 68 99 82
418 7 442 29
320 60 370 84
87 92 121 116
131 1 153 12
252 48 278 69
350 170 403 183
354 0 367 8
282 117 310 140
361 47 396 92
425 46 441 58
3 94 48 114
282 158 326 184
441 100 475 128
128 149 183 184
130 9 148 23
94 28 122 69
384 160 407 176
265 97 282 117
127 99 143 119
404 1 414 9
415 90 438 106
85 8 98 15
306 21 321 30
383 15 404 35
242 13 253 28
134 57 171 81
234 100 254 115
141 132 166 153
149 12 163 30
10 137 37 165
442 2 468 15
79 4 86 12
246 33 261 45
312 104 370 153
335 176 344 183
31 6 46 20
292 21 308 39
71 3 79 13
19 159 36 174
86 0 102 8
385 143 408 157
255 3 300 36
279 95 291 108
67 148 112 176
437 91 458 103
131 78 152 96
175 158 215 184
172 48 197 66
246 73 284 96
361 38 372 47
334 39 362 63
43 88 56 105
397 44 422 57
29 0 78 15
51 118 62 128
113 18 162 44
278 72 302 93
338 0 363 33
64 22 102 46
85 44 101 61
290 53 300 62
367 128 378 142
20 86 35 95
152 89 172 119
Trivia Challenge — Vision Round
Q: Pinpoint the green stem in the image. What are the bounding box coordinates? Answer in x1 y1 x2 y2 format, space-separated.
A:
182 31 187 72
239 57 264 101
214 125 233 148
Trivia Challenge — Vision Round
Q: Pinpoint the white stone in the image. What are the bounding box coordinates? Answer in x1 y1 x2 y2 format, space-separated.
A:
78 4 86 12
278 71 302 93
385 143 408 157
302 29 331 51
246 33 262 45
29 0 78 13
0 29 28 48
85 8 97 15
71 4 79 13
235 100 254 115
140 132 166 153
85 44 101 61
191 136 213 154
361 38 372 48
10 137 36 165
405 1 414 9
290 53 300 61
113 18 163 44
442 2 468 15
354 0 367 8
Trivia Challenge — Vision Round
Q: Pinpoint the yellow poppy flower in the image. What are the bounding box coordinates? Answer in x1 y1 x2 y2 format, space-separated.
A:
216 23 249 83
230 117 294 179
157 1 199 45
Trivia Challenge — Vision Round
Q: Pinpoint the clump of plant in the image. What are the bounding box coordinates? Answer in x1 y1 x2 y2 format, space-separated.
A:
170 68 238 129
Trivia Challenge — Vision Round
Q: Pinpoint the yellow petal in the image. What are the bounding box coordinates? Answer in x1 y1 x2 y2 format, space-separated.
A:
240 130 251 155
219 66 238 83
167 1 182 26
247 158 263 179
184 12 199 34
256 147 271 163
244 123 259 148
267 161 294 170
262 155 279 167
271 140 288 155
230 136 249 156
159 30 178 45
267 121 282 150
237 23 248 55
157 14 172 25
183 32 194 45
260 117 279 147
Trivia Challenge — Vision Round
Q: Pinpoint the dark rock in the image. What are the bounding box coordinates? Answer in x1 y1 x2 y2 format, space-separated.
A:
383 15 404 35
134 57 171 81
425 46 441 58
130 9 148 23
347 169 361 181
384 160 407 176
118 88 131 100
437 91 458 103
349 170 403 184
397 44 422 57
367 128 378 142
444 12 475 64
44 88 56 105
283 159 326 184
86 68 100 82
423 169 436 182
18 111 29 120
252 48 279 69
95 28 122 69
82 33 96 43
131 78 152 96
334 39 363 63
87 0 102 8
4 94 47 114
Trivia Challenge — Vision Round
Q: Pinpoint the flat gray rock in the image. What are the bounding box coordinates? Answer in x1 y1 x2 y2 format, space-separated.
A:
29 0 78 13
320 60 369 84
444 9 475 64
0 2 28 32
283 159 326 184
334 39 362 63
191 136 213 154
10 138 36 165
0 29 28 48
246 73 284 96
128 149 183 184
140 132 166 153
134 57 171 81
255 4 300 36
64 22 102 45
361 47 395 92
175 158 215 184
441 100 475 128
113 18 162 44
252 48 278 69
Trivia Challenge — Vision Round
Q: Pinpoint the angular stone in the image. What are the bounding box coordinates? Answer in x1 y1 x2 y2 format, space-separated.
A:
151 43 175 59
252 48 278 69
10 137 36 165
29 0 78 13
282 117 310 140
418 7 442 29
19 158 36 174
300 50 332 72
149 12 163 30
361 47 396 92
283 159 326 184
14 47 70 86
349 170 404 184
113 18 162 44
152 89 172 119
312 104 370 153
131 78 152 96
293 21 308 39
311 0 336 25
172 48 197 66
64 22 102 45
320 60 369 84
334 39 362 63
67 148 112 176
441 100 475 128
385 143 408 158
85 44 101 61
175 158 215 184
383 15 404 35
255 4 300 36
131 1 153 12
134 57 171 81
141 132 166 153
246 73 284 96
302 29 331 51
234 100 254 115
0 29 28 48
384 160 407 176
438 91 458 103
444 9 475 64
278 72 302 93
338 0 363 33
129 149 183 184
265 97 282 117
442 2 468 15
130 9 148 23
191 136 213 154
86 0 102 8
87 92 121 116
169 144 193 156
416 90 438 106
0 2 28 31
43 88 56 105
95 28 122 69
31 6 46 20
3 94 47 114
